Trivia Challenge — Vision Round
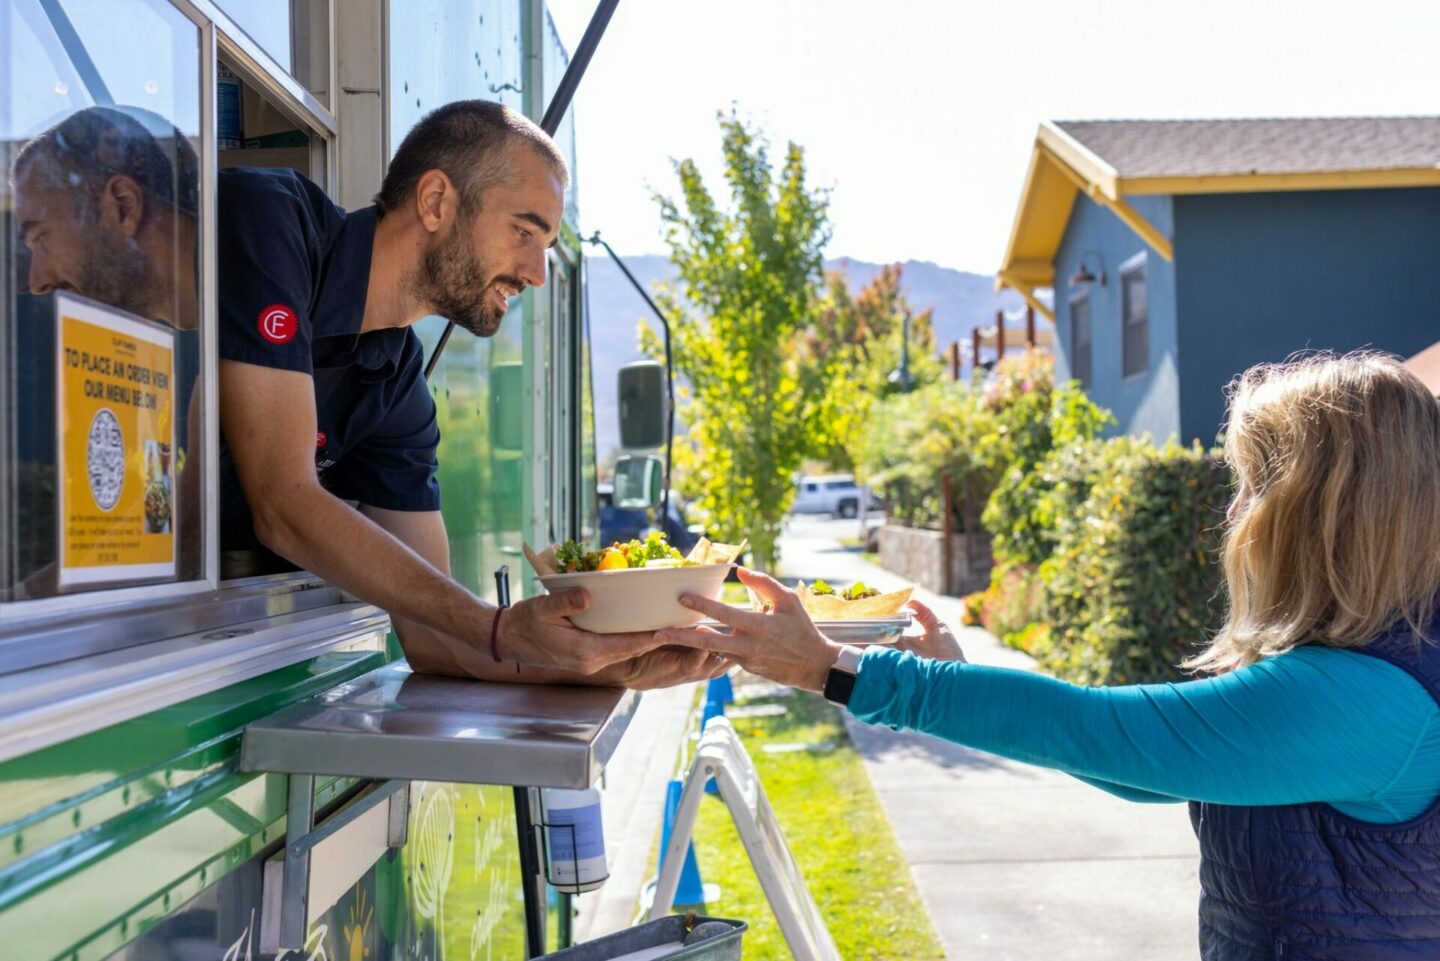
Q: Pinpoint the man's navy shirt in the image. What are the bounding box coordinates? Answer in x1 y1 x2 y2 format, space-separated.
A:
217 167 440 551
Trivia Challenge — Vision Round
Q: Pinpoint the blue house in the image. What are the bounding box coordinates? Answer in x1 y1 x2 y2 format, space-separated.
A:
996 118 1440 444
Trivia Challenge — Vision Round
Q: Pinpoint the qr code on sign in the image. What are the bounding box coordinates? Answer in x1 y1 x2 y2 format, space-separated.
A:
87 408 125 511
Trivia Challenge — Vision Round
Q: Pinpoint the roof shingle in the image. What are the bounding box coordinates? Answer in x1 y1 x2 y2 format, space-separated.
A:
1054 117 1440 179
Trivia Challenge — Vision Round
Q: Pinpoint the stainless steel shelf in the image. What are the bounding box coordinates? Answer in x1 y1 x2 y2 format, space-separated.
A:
240 661 639 789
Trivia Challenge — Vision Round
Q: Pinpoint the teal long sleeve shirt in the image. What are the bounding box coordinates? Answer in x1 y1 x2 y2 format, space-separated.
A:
848 645 1440 823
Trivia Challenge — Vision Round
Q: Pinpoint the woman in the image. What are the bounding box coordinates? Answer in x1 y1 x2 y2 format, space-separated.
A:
664 353 1440 961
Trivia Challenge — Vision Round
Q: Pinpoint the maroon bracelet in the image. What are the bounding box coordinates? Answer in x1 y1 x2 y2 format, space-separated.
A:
490 604 508 663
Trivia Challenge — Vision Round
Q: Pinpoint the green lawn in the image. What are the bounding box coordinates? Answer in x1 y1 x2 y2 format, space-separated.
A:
676 679 945 960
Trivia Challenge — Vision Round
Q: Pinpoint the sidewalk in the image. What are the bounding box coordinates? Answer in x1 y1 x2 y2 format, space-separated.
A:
779 515 1200 961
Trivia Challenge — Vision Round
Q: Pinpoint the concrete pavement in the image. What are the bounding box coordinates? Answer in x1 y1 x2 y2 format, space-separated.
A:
779 514 1200 961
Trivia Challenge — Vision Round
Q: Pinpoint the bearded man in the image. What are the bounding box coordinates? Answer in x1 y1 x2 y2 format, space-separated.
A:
218 100 705 688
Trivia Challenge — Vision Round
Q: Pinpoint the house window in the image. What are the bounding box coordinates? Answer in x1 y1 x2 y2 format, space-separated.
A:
1121 253 1148 379
1069 293 1092 389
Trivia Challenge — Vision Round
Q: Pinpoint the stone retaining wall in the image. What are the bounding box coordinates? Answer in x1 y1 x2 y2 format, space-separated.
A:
877 524 993 596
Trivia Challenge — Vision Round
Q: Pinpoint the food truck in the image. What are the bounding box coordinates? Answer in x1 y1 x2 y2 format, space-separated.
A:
0 1 644 957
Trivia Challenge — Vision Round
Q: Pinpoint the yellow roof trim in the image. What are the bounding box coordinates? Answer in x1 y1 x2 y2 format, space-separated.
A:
1095 193 1174 261
995 274 1056 324
1119 167 1440 196
997 147 1053 284
1037 121 1120 200
997 143 1081 293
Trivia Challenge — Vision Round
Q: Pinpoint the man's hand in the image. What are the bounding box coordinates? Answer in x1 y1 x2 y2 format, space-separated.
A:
599 646 731 691
498 590 672 675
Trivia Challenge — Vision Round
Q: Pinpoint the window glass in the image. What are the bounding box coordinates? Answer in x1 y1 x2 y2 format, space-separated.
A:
215 0 293 72
1121 262 1148 379
578 283 598 546
1070 293 1092 389
3 0 204 600
390 0 528 598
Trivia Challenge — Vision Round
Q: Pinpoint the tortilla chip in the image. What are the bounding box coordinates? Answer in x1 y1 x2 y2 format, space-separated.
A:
796 581 913 619
684 537 712 565
522 541 558 577
684 537 748 566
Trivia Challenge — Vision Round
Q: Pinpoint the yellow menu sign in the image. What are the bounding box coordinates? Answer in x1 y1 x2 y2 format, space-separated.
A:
56 293 176 587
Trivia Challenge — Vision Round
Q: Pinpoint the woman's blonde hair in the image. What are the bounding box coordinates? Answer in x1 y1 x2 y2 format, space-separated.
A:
1186 351 1440 673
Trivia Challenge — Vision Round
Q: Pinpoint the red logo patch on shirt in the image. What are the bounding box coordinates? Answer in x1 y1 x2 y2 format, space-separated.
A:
316 430 327 448
257 304 298 345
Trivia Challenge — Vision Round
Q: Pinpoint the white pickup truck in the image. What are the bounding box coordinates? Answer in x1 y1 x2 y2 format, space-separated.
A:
790 474 868 518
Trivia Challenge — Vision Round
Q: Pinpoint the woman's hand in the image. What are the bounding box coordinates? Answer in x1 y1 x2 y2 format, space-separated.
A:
895 599 967 662
657 568 843 693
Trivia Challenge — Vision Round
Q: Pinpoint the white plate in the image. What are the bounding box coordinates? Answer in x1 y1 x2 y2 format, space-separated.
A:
698 612 913 644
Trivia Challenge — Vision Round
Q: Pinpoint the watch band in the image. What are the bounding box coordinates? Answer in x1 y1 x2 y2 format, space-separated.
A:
822 646 865 707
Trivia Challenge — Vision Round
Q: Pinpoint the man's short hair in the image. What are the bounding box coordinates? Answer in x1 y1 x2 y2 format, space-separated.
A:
375 100 570 217
14 105 199 218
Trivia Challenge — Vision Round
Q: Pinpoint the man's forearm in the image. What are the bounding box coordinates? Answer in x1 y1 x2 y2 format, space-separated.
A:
391 613 631 686
253 486 490 649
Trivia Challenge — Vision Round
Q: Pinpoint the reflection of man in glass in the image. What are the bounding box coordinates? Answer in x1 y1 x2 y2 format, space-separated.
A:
10 105 200 592
13 105 198 328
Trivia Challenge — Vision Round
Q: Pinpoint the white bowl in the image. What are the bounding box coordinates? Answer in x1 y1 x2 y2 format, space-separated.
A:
537 564 734 633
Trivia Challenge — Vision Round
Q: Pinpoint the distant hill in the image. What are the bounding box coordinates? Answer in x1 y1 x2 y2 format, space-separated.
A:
585 254 1042 458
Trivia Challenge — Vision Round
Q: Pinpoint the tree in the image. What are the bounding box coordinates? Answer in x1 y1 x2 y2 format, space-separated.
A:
801 264 944 472
642 110 830 570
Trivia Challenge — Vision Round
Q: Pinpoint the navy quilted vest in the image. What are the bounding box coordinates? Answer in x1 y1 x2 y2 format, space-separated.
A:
1190 624 1440 961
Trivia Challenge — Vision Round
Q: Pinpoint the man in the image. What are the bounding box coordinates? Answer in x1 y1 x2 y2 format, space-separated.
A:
218 100 712 687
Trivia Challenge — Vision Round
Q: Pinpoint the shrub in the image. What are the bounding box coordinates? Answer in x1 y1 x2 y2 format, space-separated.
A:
1003 622 1053 659
856 379 992 529
979 352 1112 567
977 564 1045 639
959 591 985 626
1039 438 1231 685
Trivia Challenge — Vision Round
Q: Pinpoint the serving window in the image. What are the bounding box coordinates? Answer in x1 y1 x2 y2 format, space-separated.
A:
2 0 206 602
0 0 352 687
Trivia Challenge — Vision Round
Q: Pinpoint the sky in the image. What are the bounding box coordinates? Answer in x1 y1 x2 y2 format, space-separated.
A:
546 0 1440 275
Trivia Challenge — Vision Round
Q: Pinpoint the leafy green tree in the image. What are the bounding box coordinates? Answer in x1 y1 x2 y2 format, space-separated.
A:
802 264 944 471
854 379 991 529
642 110 830 570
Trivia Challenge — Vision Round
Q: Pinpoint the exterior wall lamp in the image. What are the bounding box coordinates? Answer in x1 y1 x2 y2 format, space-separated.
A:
1068 251 1107 288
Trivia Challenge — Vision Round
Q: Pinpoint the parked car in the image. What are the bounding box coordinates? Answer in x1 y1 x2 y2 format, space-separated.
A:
790 474 868 519
597 484 702 555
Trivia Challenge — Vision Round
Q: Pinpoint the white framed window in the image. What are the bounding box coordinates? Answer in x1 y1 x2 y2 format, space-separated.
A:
1120 251 1148 380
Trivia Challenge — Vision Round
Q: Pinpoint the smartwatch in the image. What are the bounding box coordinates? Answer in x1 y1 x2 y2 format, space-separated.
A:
822 645 865 707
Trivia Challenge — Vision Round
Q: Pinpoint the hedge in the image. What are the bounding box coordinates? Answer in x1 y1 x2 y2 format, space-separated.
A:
1036 437 1232 685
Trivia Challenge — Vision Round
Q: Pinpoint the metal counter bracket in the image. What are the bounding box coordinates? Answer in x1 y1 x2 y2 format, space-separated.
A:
241 661 639 953
261 777 410 954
